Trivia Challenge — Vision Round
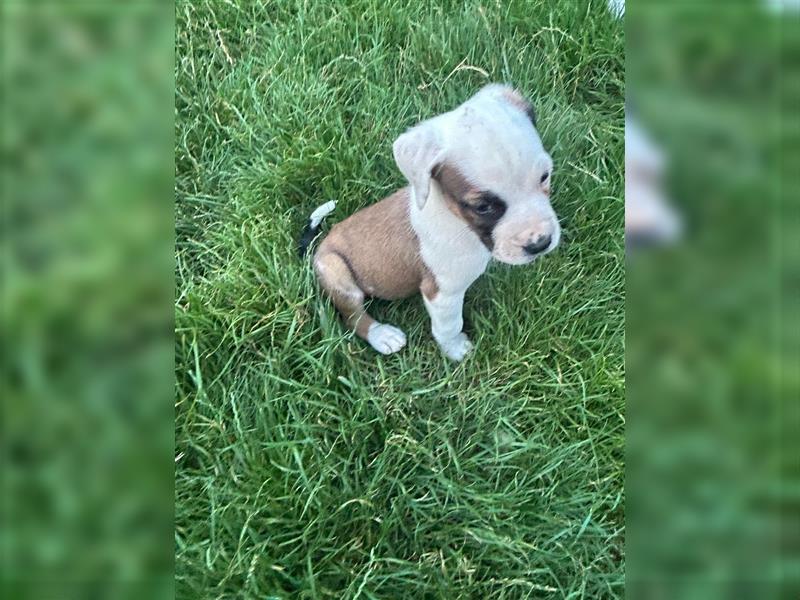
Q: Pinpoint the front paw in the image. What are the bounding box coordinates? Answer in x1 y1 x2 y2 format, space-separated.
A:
438 332 473 361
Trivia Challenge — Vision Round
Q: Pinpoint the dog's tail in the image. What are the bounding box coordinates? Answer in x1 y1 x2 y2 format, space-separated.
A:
298 200 336 258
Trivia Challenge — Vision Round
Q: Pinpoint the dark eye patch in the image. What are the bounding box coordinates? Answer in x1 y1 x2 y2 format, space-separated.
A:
459 192 507 249
474 202 493 215
472 194 502 216
467 192 505 216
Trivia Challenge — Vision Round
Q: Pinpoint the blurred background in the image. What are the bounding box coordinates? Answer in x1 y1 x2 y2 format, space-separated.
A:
625 0 799 597
2 1 174 598
1 0 796 598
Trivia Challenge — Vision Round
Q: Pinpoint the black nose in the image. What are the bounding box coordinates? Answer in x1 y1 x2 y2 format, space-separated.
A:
524 234 552 255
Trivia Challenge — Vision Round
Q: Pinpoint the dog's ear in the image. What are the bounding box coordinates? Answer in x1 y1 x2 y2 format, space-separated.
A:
502 88 536 126
393 124 445 210
477 83 536 126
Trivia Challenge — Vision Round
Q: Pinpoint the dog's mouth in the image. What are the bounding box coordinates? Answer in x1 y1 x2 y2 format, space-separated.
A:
492 249 539 266
492 236 559 265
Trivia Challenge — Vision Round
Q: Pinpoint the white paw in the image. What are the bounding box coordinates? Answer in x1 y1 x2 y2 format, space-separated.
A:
367 323 407 355
438 332 473 361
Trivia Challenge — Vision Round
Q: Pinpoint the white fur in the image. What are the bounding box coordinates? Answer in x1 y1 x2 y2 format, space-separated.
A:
410 183 491 293
309 200 336 229
423 291 473 361
367 323 407 355
411 183 490 361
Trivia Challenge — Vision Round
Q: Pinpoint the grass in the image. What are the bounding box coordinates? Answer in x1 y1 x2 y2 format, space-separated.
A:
175 1 624 598
625 4 796 596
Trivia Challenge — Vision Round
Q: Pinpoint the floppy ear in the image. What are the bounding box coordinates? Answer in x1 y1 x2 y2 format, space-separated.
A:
392 124 445 209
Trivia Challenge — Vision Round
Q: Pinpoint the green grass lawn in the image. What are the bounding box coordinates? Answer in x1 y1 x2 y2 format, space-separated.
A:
175 1 624 598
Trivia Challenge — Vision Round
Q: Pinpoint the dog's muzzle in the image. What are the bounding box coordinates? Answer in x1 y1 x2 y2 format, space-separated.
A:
523 234 552 256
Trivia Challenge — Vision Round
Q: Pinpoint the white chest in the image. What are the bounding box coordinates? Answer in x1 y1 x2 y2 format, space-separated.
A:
410 187 491 293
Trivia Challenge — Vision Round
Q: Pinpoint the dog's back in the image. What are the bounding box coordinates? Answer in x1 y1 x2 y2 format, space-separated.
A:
316 188 429 301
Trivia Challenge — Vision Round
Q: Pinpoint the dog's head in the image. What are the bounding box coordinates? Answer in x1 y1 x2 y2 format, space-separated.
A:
393 83 560 265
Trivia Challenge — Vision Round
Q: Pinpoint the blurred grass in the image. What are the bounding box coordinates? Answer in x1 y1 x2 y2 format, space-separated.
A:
2 2 174 599
175 1 624 598
626 1 799 597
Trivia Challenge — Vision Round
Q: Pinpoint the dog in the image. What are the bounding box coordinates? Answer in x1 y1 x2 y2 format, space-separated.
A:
625 114 682 250
300 84 560 361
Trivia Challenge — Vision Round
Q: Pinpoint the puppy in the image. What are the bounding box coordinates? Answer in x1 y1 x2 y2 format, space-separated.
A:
303 84 560 361
625 115 682 250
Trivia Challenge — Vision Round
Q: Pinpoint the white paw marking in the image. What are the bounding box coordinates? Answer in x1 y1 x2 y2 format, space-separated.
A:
367 323 407 355
439 332 473 361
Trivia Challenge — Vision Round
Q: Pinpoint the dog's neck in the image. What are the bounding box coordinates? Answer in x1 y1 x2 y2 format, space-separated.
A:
409 183 491 293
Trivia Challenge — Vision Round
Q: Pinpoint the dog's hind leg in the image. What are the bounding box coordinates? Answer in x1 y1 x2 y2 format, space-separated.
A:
313 250 406 355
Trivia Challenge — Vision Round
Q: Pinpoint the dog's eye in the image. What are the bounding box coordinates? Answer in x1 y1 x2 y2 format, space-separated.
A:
474 202 493 215
540 171 550 184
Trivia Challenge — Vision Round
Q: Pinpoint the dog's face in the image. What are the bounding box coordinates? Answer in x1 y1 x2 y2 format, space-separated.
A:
393 84 560 265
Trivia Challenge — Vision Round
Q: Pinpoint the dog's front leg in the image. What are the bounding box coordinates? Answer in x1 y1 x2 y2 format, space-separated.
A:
423 290 473 361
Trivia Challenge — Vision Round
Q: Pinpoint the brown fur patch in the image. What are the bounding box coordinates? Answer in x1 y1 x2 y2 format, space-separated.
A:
317 189 428 301
314 251 374 337
314 188 439 340
420 275 439 301
314 188 446 339
432 163 506 250
432 162 475 201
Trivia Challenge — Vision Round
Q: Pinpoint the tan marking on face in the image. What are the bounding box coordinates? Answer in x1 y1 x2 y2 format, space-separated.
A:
433 164 480 227
433 162 475 201
541 175 551 196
